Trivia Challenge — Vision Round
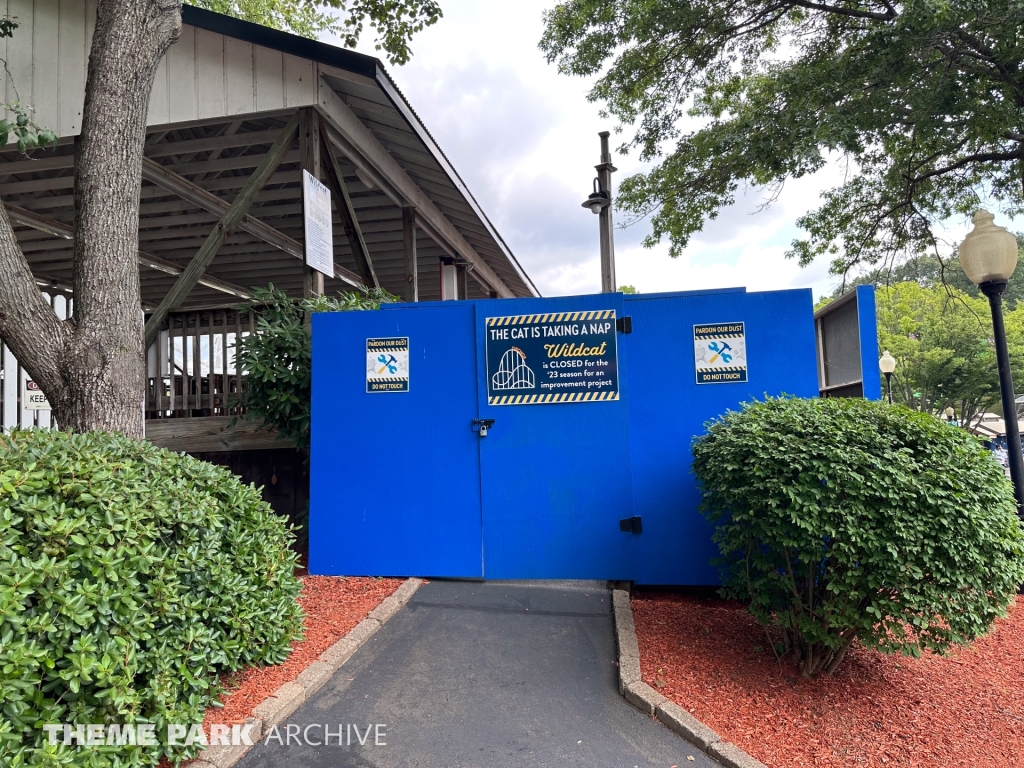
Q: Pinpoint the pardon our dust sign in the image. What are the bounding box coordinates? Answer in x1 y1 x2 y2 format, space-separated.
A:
366 337 409 392
485 310 618 405
694 322 748 384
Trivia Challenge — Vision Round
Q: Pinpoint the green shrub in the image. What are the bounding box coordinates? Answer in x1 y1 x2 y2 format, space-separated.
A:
0 430 303 766
234 285 395 450
692 396 1024 677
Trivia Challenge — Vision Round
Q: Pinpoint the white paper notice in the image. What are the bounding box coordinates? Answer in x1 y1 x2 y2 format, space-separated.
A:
302 169 334 278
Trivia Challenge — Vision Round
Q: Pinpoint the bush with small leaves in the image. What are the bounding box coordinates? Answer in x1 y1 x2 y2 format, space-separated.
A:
692 396 1024 677
0 429 303 766
233 284 395 450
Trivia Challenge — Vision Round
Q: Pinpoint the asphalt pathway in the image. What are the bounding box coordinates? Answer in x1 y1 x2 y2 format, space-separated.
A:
236 579 722 768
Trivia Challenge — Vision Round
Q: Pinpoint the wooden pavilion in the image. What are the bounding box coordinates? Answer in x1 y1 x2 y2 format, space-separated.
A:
0 3 538 513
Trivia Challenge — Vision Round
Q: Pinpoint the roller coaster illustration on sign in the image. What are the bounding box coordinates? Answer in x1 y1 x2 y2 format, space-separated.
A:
491 346 536 390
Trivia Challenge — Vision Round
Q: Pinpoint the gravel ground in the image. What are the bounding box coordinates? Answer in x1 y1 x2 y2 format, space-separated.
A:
633 590 1024 768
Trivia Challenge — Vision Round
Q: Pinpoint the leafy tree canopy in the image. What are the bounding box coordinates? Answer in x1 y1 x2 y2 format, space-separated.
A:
188 0 441 64
540 1 1024 276
833 236 1024 307
875 281 1002 423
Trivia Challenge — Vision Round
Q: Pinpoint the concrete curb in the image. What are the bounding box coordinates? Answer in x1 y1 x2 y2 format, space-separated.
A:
611 586 769 768
190 577 423 767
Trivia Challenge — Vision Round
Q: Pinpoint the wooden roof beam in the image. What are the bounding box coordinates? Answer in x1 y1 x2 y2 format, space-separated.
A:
139 152 366 291
4 203 254 300
316 80 515 298
144 114 301 346
142 156 304 260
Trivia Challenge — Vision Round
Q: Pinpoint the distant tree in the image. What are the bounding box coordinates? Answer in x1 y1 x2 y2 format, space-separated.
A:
832 235 1024 306
540 2 1024 278
875 282 1007 425
618 284 638 294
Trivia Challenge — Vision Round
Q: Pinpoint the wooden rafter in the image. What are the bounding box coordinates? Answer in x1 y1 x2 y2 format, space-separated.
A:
315 82 515 298
141 156 304 260
3 203 253 300
318 114 379 289
143 114 301 346
139 151 367 291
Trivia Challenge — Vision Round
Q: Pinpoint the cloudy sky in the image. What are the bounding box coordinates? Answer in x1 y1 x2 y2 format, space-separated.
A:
327 1 977 300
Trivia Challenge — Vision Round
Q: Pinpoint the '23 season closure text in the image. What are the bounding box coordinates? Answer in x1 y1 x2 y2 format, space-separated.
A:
485 310 620 405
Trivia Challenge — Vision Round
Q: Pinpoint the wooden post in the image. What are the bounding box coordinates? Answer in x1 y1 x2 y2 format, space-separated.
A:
403 207 418 302
456 264 468 300
299 108 324 298
143 113 299 346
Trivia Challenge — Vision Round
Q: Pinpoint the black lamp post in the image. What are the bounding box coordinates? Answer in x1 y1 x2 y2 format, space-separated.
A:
879 350 896 404
959 209 1024 511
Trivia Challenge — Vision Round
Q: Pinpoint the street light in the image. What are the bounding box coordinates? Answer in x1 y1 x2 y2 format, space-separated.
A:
945 406 955 423
581 178 610 214
959 208 1023 511
879 350 896 404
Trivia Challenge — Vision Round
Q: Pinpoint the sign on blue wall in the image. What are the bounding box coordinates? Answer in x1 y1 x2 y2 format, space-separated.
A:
366 337 410 392
693 321 748 384
484 310 619 405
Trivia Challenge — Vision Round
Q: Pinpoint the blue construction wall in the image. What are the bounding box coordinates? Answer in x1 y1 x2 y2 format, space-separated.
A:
309 285 826 585
856 285 882 400
623 288 819 585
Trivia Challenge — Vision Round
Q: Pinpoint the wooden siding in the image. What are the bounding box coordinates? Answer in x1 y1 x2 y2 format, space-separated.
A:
0 0 316 136
150 27 318 125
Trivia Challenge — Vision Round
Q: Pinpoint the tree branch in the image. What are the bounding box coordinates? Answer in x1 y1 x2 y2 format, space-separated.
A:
788 0 897 21
910 149 1023 183
0 203 70 399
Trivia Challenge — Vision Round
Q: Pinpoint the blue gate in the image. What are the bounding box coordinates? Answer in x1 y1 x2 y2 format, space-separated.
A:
309 302 484 577
310 287 834 584
473 294 636 579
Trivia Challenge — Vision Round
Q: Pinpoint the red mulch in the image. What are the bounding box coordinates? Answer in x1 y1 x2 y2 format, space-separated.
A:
632 590 1024 768
202 575 403 729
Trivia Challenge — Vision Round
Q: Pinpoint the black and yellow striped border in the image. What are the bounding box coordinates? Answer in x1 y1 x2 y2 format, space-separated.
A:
488 391 619 405
695 366 746 373
486 310 615 326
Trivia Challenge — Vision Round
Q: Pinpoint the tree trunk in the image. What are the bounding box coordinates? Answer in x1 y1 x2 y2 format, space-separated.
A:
0 0 181 437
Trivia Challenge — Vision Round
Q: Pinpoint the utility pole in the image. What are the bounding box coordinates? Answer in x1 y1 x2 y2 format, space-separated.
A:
583 132 618 293
596 132 617 293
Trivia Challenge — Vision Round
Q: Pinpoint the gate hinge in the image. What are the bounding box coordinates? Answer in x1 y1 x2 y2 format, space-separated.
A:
619 516 642 534
616 316 632 333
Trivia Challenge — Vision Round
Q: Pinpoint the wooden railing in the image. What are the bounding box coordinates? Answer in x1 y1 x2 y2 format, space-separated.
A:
1 302 290 451
146 309 255 419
